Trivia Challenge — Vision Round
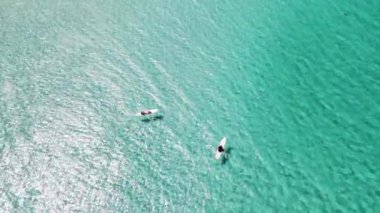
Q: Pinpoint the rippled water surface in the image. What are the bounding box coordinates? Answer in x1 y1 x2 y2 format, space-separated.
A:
0 0 379 212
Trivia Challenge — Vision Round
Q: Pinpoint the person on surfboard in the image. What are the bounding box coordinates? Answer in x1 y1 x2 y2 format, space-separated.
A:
217 145 225 153
141 110 152 116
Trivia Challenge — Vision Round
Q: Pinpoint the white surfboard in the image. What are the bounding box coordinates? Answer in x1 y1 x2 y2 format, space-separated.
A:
135 109 159 116
215 137 227 160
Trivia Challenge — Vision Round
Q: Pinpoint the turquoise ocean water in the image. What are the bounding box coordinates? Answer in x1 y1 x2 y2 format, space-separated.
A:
0 0 379 212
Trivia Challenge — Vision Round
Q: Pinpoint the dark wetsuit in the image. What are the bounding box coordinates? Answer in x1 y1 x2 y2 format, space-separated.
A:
218 146 224 152
141 111 151 116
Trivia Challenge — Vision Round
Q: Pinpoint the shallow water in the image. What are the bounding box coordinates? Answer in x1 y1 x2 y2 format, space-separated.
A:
0 0 379 212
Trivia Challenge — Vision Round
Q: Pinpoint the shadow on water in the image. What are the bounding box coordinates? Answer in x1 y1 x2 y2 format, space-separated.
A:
141 115 164 123
221 147 233 165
